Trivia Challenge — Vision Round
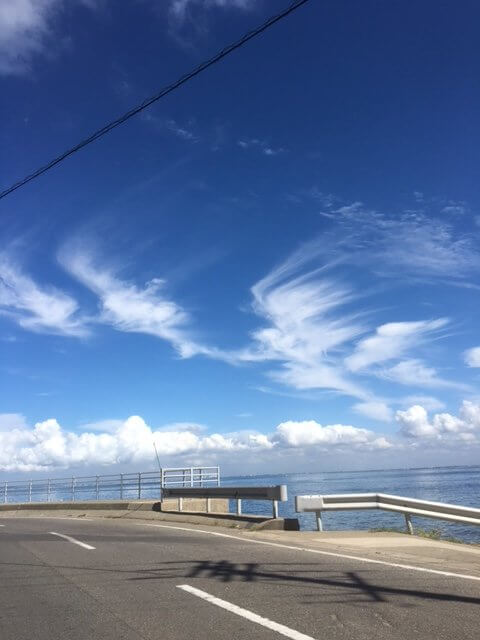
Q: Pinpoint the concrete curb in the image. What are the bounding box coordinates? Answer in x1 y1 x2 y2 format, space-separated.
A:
0 500 299 531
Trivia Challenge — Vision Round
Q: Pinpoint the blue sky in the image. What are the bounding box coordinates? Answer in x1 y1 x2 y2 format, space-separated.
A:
1 0 480 477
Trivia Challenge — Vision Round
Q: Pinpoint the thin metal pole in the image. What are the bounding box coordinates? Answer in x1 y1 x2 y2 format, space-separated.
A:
47 479 51 502
4 482 7 504
236 498 242 515
120 474 124 500
405 513 414 535
72 477 76 502
217 466 220 487
190 467 194 487
206 498 211 513
29 480 32 503
137 473 141 499
272 500 279 519
316 511 323 532
95 476 99 500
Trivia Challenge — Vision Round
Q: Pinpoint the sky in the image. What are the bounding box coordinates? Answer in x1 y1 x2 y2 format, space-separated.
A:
1 0 480 478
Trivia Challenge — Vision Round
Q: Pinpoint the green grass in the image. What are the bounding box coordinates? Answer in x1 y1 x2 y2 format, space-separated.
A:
369 526 469 545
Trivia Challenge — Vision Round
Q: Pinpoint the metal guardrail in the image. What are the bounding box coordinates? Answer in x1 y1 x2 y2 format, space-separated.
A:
295 492 480 533
162 485 288 519
1 466 220 504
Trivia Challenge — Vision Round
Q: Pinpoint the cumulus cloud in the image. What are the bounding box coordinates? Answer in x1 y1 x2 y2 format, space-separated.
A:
0 255 88 337
464 347 480 368
273 420 392 450
396 401 480 442
345 319 448 372
0 413 392 473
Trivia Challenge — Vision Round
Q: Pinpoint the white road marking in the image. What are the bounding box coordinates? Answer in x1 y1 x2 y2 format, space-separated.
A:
141 523 480 583
50 531 95 550
177 584 316 640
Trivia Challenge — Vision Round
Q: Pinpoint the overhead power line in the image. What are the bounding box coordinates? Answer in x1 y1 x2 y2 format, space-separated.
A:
0 0 312 201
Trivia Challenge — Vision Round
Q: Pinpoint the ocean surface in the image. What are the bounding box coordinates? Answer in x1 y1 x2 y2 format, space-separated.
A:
223 466 480 543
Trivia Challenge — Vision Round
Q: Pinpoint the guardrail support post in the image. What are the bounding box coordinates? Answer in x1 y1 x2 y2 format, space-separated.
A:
190 467 194 487
47 479 51 502
95 476 99 500
29 480 32 503
178 497 183 512
137 473 141 499
206 498 211 513
404 513 414 535
236 498 242 515
120 474 124 500
272 500 278 519
316 511 323 532
72 477 76 502
4 482 7 504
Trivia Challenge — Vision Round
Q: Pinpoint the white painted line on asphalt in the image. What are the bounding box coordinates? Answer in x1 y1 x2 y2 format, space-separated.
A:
177 584 316 640
141 523 480 583
49 531 95 550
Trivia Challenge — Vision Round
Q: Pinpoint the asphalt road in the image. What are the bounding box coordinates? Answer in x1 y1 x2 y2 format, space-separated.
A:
0 517 479 639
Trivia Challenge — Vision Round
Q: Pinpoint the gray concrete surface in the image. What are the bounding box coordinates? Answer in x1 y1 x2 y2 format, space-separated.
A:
0 515 479 639
0 500 299 530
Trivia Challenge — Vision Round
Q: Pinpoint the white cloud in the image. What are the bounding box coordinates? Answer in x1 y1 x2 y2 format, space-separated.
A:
0 413 394 472
0 0 96 75
274 420 392 450
345 319 448 372
59 247 217 358
0 413 28 431
231 241 367 399
169 0 253 24
464 346 480 368
396 401 480 442
237 138 285 156
0 255 88 337
381 358 468 390
353 401 393 422
401 395 445 412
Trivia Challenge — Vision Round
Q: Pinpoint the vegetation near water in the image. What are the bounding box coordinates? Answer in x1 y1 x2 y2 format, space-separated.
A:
369 526 475 545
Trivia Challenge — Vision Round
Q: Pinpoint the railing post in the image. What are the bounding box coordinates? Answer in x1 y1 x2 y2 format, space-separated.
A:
120 474 124 500
206 497 211 513
217 466 220 487
316 511 323 532
236 498 242 515
95 476 99 500
137 473 141 500
4 482 7 504
72 477 76 502
190 467 194 487
178 497 183 512
405 513 414 535
29 480 32 503
272 500 278 519
47 479 51 502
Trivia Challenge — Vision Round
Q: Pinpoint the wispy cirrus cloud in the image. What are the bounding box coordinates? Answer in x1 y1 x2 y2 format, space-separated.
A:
0 254 88 337
381 359 470 391
345 319 449 372
58 245 225 360
237 138 285 156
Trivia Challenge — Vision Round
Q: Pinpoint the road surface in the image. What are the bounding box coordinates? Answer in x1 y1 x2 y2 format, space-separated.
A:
0 516 478 639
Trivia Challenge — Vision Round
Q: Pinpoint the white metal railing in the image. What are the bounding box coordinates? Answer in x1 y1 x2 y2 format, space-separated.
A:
162 485 287 519
0 467 220 505
295 492 480 533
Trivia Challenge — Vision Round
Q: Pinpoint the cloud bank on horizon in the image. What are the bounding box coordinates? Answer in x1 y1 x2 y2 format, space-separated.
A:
2 400 480 473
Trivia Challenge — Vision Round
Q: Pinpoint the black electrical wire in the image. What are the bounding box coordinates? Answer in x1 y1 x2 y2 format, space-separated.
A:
0 0 312 201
